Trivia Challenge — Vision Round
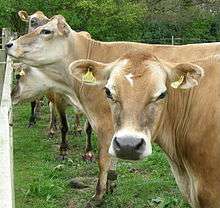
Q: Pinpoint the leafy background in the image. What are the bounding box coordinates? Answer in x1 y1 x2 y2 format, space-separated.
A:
0 0 220 43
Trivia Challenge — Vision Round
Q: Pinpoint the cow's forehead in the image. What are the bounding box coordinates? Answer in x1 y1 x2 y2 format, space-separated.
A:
35 18 57 31
107 57 167 96
147 63 167 96
106 59 129 90
30 11 48 20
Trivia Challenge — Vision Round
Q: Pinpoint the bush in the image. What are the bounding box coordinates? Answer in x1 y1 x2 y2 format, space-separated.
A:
0 0 219 43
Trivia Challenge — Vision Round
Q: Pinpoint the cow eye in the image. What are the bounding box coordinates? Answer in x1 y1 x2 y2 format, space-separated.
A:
104 87 113 100
157 91 167 100
40 29 52 35
30 18 38 27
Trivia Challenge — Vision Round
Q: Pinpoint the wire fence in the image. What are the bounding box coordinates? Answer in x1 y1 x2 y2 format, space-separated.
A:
16 29 220 45
140 37 220 45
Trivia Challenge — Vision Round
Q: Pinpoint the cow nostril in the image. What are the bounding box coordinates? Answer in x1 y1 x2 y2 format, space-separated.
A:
15 74 21 80
135 138 145 150
5 43 13 49
114 137 121 149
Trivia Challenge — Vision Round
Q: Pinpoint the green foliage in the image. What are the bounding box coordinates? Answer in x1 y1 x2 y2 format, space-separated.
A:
0 0 220 43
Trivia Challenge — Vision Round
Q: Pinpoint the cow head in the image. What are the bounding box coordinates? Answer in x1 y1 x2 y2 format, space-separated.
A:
5 15 72 66
18 10 49 32
11 63 51 104
70 51 204 160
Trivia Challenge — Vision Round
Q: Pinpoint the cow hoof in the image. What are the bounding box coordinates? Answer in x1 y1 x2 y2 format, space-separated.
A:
107 179 117 194
73 128 83 135
85 197 103 208
56 155 68 161
82 151 95 162
69 179 89 189
48 132 55 139
107 170 118 181
28 122 36 128
58 146 69 161
106 170 117 193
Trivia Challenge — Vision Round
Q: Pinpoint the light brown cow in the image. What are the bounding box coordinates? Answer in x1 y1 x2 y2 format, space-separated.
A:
18 10 49 127
72 51 220 208
16 11 93 159
18 10 49 32
6 15 220 204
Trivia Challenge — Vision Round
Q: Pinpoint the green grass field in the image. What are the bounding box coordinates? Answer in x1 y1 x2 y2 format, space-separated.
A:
13 101 190 208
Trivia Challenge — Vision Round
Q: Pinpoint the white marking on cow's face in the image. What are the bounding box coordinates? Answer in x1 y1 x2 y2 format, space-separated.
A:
147 61 168 99
124 73 134 86
108 127 152 159
105 59 128 92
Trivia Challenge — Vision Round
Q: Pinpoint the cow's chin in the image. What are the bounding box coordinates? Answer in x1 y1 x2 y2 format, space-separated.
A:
20 56 58 67
12 95 38 105
6 48 25 60
17 58 42 67
7 52 21 61
11 96 20 105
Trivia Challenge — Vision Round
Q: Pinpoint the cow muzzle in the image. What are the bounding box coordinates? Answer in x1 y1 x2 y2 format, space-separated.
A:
5 40 24 59
11 90 20 105
109 132 152 160
5 42 13 49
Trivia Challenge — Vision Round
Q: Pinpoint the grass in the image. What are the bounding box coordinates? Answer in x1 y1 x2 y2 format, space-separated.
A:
13 100 190 208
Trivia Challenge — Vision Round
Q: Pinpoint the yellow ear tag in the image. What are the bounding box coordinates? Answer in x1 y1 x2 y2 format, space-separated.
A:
171 75 184 89
82 68 96 83
19 69 26 76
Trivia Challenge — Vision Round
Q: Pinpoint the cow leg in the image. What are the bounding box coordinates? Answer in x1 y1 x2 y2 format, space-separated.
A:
83 120 94 161
57 106 69 160
28 101 37 128
88 151 117 207
88 133 113 206
48 102 58 138
94 148 112 203
73 112 83 134
106 159 118 193
34 98 43 119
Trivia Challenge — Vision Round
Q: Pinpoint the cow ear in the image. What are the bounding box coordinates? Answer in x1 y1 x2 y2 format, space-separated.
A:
69 59 111 85
55 15 70 36
168 63 204 89
18 10 29 22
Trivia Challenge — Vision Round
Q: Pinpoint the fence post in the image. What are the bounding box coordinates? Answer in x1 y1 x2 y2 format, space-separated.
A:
0 28 15 208
171 35 174 45
2 28 11 48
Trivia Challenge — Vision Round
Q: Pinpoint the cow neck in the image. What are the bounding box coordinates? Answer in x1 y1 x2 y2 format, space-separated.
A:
86 38 220 64
86 38 93 59
77 34 152 63
156 85 195 162
72 32 92 60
